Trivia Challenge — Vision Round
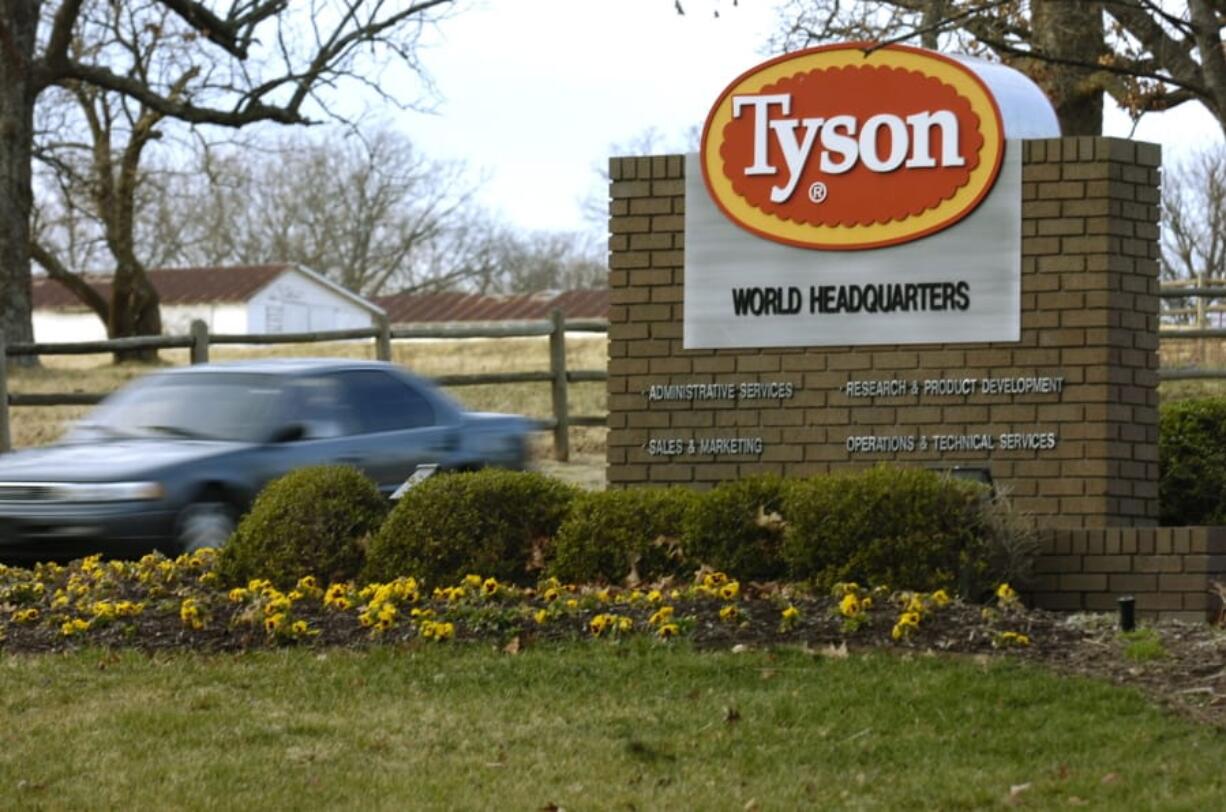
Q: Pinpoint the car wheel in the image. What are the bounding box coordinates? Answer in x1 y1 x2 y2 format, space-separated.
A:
176 502 237 554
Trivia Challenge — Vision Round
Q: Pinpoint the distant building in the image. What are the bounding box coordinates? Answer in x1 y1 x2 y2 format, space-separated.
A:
31 264 385 342
374 289 608 324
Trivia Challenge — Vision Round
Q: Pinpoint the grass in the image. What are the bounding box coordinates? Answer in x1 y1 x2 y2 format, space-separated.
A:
0 644 1223 810
1122 627 1170 663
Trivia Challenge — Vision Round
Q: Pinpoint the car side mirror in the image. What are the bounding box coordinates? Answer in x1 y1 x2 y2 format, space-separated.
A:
269 423 307 444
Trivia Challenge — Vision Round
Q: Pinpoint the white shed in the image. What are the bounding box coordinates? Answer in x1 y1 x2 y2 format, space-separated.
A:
31 264 384 342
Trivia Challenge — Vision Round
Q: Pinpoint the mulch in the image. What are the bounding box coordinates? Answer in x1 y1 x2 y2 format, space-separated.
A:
4 583 1224 729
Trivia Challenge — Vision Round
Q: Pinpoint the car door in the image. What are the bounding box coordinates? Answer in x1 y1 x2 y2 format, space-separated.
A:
324 369 459 494
252 374 366 488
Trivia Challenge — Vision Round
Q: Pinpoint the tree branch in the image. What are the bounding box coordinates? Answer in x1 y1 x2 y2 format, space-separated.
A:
1104 0 1207 94
42 0 86 76
59 59 306 126
29 241 110 322
156 0 288 59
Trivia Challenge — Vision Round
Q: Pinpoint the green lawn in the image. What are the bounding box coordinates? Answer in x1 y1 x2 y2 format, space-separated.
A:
1 644 1223 810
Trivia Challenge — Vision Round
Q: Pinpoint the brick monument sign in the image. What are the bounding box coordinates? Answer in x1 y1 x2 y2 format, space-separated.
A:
605 44 1225 621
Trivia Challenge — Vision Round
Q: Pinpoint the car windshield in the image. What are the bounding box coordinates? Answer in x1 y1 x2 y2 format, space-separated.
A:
82 372 286 443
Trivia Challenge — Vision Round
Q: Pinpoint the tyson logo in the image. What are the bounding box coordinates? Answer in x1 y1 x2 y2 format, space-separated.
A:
701 43 1005 251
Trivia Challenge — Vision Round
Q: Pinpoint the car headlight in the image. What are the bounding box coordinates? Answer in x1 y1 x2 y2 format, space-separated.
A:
49 482 165 502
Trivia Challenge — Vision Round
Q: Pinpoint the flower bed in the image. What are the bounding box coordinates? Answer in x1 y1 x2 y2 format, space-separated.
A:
0 550 1037 654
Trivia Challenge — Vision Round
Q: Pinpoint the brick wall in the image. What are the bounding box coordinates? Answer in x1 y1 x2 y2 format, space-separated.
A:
607 137 1161 529
1034 527 1226 622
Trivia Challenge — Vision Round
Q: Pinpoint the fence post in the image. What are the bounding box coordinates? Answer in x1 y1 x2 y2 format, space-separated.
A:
548 308 570 462
0 333 9 454
190 319 210 365
375 314 392 362
1196 272 1206 365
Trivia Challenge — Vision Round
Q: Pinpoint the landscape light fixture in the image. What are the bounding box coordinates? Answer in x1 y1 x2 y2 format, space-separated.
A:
1118 595 1136 632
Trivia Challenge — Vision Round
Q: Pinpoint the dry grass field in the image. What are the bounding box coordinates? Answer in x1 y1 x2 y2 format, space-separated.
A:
3 335 609 489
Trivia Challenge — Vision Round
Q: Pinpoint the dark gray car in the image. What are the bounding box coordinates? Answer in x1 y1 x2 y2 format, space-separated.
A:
0 358 533 563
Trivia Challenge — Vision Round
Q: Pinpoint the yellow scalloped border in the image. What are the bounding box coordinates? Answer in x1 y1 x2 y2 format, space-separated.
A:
701 44 1004 250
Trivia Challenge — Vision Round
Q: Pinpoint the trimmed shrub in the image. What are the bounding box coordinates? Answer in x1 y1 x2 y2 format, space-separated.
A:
363 470 578 586
781 466 988 592
218 465 387 588
550 487 698 585
1159 397 1226 526
682 475 792 581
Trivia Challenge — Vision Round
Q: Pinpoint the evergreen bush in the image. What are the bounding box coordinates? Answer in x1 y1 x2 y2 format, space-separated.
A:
549 487 698 584
1159 397 1226 526
781 466 988 592
364 469 578 586
218 465 387 588
682 475 792 581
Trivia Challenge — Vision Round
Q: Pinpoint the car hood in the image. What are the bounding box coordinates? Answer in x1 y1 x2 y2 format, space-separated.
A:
0 439 247 482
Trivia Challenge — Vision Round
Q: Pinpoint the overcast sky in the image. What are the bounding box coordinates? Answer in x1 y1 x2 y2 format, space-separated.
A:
403 0 1225 236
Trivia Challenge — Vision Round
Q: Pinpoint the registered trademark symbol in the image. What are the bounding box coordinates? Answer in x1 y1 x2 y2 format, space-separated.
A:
808 182 828 204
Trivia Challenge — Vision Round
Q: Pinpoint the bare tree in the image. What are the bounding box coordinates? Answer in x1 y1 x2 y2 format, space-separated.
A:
770 1 1106 135
0 0 453 359
582 126 699 227
144 127 476 298
400 213 606 296
681 2 1226 138
471 229 607 295
1162 146 1226 326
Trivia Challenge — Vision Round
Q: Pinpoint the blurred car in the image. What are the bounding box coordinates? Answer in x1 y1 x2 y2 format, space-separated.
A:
0 358 534 563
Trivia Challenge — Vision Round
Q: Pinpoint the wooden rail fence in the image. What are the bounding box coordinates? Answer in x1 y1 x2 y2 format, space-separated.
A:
0 309 608 461
1161 281 1226 381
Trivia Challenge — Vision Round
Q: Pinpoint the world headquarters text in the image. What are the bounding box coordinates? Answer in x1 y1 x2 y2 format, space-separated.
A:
730 282 972 317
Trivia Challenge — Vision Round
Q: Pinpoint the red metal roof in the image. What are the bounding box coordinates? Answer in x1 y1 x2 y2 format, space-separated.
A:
375 289 609 323
34 265 609 324
32 265 292 311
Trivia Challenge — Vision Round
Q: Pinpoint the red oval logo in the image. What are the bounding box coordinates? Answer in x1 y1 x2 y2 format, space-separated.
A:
701 43 1005 250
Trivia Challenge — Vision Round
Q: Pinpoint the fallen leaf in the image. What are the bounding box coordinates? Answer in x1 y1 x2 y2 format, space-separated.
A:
1067 796 1089 806
731 644 750 654
1100 772 1120 785
760 669 776 681
753 504 786 532
1056 763 1069 781
652 534 685 561
1005 782 1031 806
503 636 522 656
526 536 547 572
624 555 641 588
820 642 849 659
743 799 760 811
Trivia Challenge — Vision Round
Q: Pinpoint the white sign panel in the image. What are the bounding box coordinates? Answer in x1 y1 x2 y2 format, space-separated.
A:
683 144 1021 349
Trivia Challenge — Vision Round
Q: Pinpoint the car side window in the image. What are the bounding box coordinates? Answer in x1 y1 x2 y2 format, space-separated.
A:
288 376 358 439
333 370 436 434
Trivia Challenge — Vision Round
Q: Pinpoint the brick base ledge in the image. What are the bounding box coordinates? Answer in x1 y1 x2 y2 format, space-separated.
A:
1031 527 1226 622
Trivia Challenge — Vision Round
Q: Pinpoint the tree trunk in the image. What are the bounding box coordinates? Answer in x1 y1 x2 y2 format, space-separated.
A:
0 1 40 366
1031 0 1105 135
109 260 163 363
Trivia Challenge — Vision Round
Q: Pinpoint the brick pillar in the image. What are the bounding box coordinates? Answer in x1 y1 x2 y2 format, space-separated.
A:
1020 138 1161 527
